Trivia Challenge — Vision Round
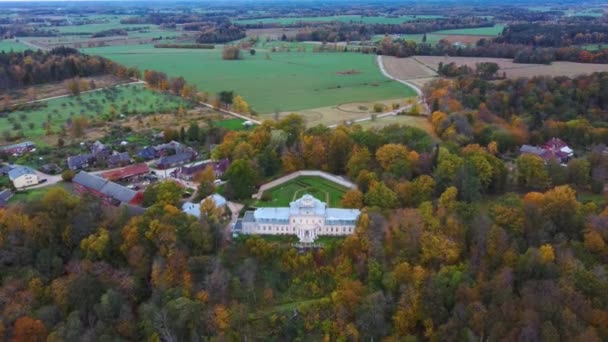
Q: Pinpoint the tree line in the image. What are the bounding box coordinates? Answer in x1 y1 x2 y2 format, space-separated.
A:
377 38 608 64
0 48 136 93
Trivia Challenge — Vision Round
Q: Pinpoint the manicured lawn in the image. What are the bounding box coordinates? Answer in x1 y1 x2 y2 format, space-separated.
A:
214 118 254 131
433 24 505 36
1 84 189 142
82 44 414 115
234 15 443 25
9 183 73 204
255 176 348 208
0 39 30 52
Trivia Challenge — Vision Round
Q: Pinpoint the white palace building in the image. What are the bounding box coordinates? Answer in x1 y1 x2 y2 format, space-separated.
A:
235 194 361 243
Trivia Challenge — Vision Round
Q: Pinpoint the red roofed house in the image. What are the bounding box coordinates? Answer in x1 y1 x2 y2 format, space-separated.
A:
101 163 150 182
520 138 574 164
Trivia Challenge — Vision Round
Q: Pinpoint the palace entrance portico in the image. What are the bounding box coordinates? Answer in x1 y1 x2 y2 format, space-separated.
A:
296 224 320 243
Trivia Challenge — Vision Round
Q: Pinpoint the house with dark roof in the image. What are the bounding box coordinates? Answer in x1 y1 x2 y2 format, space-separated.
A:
0 141 35 155
101 163 150 182
157 151 196 169
107 152 132 168
137 146 157 160
0 189 13 207
91 141 112 158
67 153 95 170
73 171 143 206
0 165 12 176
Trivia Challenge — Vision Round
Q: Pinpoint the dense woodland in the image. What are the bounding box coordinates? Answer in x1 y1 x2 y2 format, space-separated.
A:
496 20 608 47
424 73 608 150
1 2 608 340
0 49 137 92
1 112 608 340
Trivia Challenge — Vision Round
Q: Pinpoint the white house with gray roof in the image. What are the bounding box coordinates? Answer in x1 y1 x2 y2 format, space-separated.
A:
8 166 39 189
238 194 360 243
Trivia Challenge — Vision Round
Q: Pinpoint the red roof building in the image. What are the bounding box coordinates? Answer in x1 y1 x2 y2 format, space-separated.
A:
101 163 150 181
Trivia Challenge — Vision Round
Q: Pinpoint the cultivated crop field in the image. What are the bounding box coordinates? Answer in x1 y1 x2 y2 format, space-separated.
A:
413 56 608 78
82 44 415 115
255 176 348 208
1 84 189 143
234 15 443 25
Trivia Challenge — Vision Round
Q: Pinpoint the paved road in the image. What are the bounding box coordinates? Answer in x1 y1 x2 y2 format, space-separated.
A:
15 38 50 51
225 201 243 242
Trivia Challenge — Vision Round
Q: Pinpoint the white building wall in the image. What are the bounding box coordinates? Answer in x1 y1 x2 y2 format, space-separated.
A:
13 174 39 189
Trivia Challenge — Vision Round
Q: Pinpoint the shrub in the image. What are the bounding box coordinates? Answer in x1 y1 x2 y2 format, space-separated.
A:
62 170 76 182
392 103 400 110
373 104 384 113
261 192 272 201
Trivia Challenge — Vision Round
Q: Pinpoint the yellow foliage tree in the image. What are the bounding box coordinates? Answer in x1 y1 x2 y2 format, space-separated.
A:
80 228 110 259
539 244 555 264
232 95 250 114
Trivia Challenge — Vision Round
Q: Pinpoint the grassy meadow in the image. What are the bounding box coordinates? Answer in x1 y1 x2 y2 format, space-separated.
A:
234 15 443 25
0 39 31 52
82 44 415 115
2 84 188 143
255 176 348 208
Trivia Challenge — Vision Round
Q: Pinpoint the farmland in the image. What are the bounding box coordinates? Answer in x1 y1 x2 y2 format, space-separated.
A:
0 39 30 52
234 15 443 25
1 84 189 143
254 176 348 208
413 56 608 79
82 44 415 115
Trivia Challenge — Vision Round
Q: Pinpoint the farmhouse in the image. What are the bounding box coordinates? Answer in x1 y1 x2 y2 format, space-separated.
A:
0 141 35 155
67 153 95 170
107 152 132 168
157 151 197 169
8 166 39 189
520 138 574 164
238 194 360 243
73 171 143 206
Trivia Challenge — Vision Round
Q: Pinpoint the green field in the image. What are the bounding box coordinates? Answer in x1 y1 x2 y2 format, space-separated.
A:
82 44 415 115
255 176 348 208
433 24 505 36
581 44 608 51
2 84 188 142
9 183 73 204
234 15 443 25
0 39 30 52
